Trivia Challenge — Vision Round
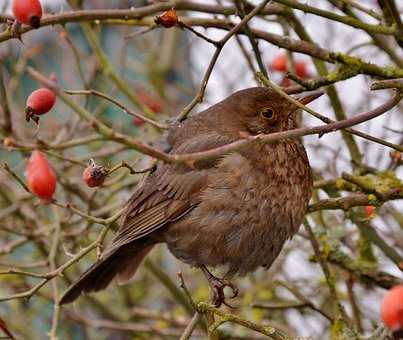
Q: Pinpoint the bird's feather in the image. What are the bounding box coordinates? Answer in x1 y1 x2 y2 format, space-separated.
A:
101 132 234 255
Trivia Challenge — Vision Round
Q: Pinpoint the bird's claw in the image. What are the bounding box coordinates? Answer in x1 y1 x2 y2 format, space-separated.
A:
210 277 238 308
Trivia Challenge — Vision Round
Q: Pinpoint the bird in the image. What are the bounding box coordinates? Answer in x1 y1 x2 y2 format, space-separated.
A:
60 87 322 307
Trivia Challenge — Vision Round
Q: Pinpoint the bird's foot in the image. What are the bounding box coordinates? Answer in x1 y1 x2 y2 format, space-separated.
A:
210 277 238 308
201 266 238 308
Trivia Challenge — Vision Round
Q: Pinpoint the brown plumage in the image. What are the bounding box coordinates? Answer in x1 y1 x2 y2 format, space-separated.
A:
60 87 321 306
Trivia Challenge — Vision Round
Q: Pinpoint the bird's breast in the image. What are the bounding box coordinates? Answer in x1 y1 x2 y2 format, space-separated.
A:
242 141 312 234
164 141 312 274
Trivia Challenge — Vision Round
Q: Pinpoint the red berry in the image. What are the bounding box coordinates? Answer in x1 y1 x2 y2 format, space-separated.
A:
136 88 163 113
12 0 42 28
295 61 309 79
26 151 56 201
269 54 288 72
269 55 310 79
365 205 376 219
381 285 403 332
83 162 108 188
25 88 56 124
132 117 145 126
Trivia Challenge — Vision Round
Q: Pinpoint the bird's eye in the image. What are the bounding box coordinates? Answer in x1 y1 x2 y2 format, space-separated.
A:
260 108 275 120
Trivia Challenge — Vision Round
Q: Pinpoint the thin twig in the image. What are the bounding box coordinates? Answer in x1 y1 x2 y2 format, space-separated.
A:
179 312 201 340
65 89 168 129
1 163 30 193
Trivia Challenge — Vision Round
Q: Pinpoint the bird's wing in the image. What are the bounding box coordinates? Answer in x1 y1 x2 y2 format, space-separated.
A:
103 132 233 254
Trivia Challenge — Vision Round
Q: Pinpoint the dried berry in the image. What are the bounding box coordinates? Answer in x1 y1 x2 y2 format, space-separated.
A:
12 0 42 28
83 161 108 187
155 9 178 28
26 151 57 201
25 88 56 124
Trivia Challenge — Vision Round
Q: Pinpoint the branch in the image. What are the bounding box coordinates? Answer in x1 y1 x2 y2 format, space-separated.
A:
273 0 396 35
0 222 113 303
308 188 402 212
327 248 401 289
196 302 291 340
303 220 353 335
371 78 403 91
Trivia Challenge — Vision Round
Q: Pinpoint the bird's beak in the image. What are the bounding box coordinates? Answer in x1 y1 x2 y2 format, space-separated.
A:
295 90 324 105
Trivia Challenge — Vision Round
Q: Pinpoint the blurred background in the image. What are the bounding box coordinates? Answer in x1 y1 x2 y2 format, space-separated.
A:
0 0 402 339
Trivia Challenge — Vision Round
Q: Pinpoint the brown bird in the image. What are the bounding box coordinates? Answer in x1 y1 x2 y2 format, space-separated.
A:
60 87 322 306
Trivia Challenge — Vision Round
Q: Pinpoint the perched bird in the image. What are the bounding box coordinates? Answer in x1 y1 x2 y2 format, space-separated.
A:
60 87 322 306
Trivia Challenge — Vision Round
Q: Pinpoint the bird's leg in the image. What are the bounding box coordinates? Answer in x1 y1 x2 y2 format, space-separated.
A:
201 265 238 308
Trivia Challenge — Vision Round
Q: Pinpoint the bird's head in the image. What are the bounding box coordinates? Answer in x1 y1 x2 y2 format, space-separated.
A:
215 87 322 137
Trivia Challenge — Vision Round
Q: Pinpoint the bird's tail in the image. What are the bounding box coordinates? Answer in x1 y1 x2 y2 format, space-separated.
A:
59 244 153 305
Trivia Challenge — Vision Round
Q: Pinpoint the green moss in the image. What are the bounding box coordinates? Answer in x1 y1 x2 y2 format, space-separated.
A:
327 52 403 78
331 316 359 340
347 172 402 197
335 178 359 192
357 230 377 269
327 65 360 82
197 301 208 313
367 194 379 206
383 64 403 78
335 178 346 190
329 53 363 67
376 171 403 192
263 326 275 335
331 317 346 339
321 240 332 258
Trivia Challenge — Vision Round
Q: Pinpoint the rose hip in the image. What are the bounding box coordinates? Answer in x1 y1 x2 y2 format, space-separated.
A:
12 0 42 28
26 151 57 201
25 88 56 124
381 285 403 336
83 161 108 188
